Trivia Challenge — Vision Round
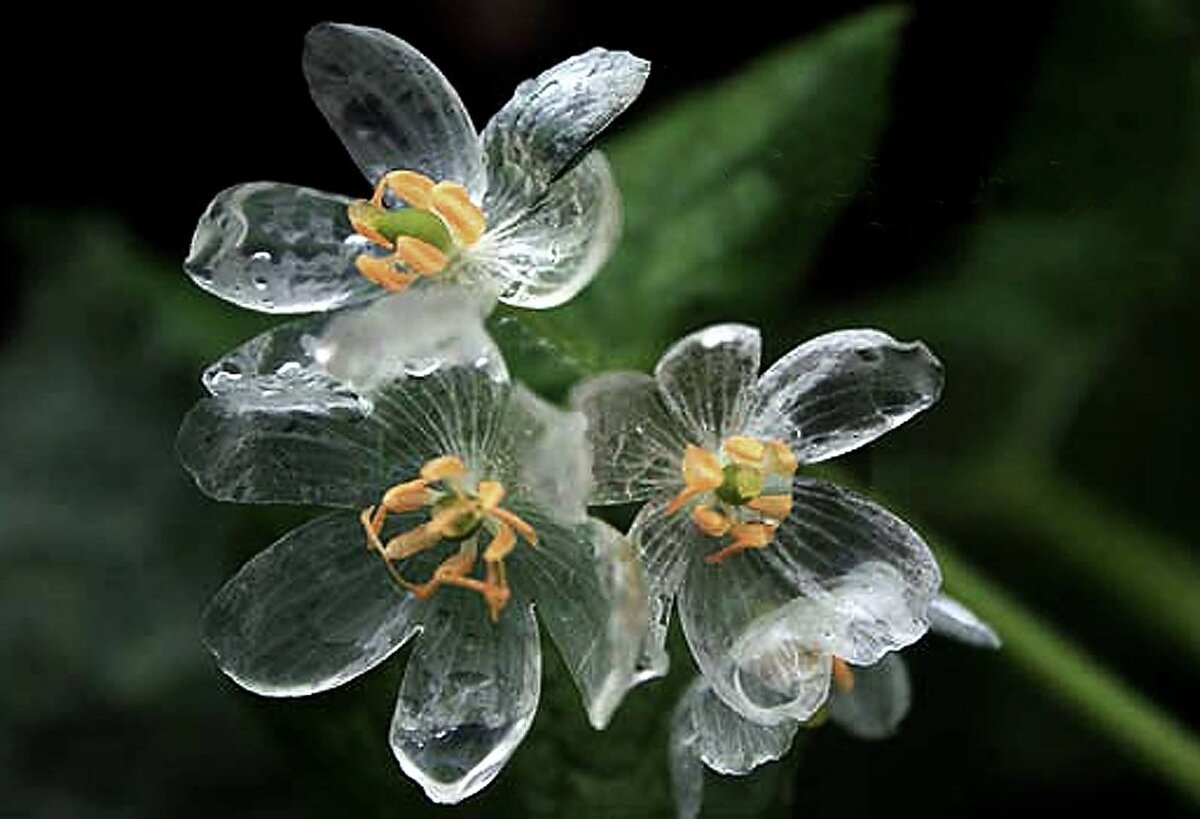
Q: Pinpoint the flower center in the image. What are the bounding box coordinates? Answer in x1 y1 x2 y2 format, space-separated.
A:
359 454 537 622
664 435 798 564
348 169 487 294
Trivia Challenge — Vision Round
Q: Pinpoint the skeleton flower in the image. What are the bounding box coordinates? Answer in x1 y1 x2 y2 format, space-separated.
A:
670 593 1000 819
178 290 647 803
572 324 945 725
185 23 647 314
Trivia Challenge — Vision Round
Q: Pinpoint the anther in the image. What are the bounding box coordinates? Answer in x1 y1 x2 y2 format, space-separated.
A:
746 494 792 520
394 236 450 275
431 181 487 246
831 656 856 693
723 435 766 464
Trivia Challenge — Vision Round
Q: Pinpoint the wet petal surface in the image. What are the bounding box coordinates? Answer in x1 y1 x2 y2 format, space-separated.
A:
654 324 762 446
828 653 912 739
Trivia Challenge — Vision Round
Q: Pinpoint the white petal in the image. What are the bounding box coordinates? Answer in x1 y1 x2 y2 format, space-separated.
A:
510 517 647 728
472 152 620 309
202 512 421 696
185 182 378 314
766 478 940 663
178 291 505 507
929 594 1001 649
570 371 690 505
751 329 943 463
628 502 711 681
679 553 834 725
390 592 540 804
500 385 592 524
654 324 763 445
670 696 706 819
677 678 799 776
828 653 912 740
481 48 648 222
303 23 485 194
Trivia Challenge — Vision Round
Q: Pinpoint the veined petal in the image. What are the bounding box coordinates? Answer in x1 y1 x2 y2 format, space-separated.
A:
471 152 620 309
929 594 1001 649
303 23 485 196
765 478 939 662
390 591 540 804
570 371 690 505
482 47 648 222
510 517 647 728
629 501 711 681
185 182 378 314
654 324 763 445
827 653 912 740
499 385 592 524
676 677 799 776
202 511 421 696
178 291 506 507
751 329 943 464
679 552 834 725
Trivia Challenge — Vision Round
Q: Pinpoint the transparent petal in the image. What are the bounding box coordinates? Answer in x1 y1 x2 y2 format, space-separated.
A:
303 23 485 195
178 291 506 507
570 371 689 505
654 324 762 445
509 517 647 728
499 385 592 524
828 653 911 740
670 692 706 819
471 152 620 309
676 678 798 777
929 594 1001 649
628 502 711 681
202 511 421 696
765 478 940 663
481 47 648 221
751 329 944 464
390 591 540 804
184 182 378 314
679 551 834 725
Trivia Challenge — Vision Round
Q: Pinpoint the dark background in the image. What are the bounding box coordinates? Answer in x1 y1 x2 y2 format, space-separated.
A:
2 1 1197 816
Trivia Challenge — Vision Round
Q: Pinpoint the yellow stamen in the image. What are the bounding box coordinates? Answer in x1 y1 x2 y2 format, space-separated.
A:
347 200 394 248
765 440 799 475
381 478 432 513
746 494 792 520
703 522 777 564
831 656 856 694
355 254 419 292
691 504 732 537
477 480 506 509
431 181 487 246
394 236 449 275
665 445 724 514
420 455 468 482
374 169 435 209
489 506 538 546
723 435 766 464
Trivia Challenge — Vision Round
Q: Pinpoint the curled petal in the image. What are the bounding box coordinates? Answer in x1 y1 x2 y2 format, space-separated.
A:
178 290 505 507
482 47 649 221
510 517 648 728
676 677 799 776
499 385 592 524
202 512 422 695
570 371 690 505
390 591 540 803
303 23 485 195
929 594 1001 649
751 329 943 463
828 653 912 739
185 182 377 314
766 478 940 663
471 152 621 309
654 324 763 445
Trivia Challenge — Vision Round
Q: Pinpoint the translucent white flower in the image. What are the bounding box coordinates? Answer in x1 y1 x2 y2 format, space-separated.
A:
571 324 946 724
670 593 1000 819
178 289 647 803
185 23 648 313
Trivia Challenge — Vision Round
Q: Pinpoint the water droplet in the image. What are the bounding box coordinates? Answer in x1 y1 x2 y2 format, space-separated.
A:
252 276 269 291
251 250 273 263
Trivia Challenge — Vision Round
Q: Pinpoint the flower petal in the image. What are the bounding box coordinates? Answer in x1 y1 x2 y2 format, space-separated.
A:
499 385 592 524
676 677 799 776
929 594 1001 649
178 290 507 507
570 371 690 505
751 329 943 463
202 511 421 696
185 182 379 314
679 552 834 724
654 324 763 445
481 48 648 221
628 501 712 681
303 23 485 194
390 591 540 804
828 653 911 739
470 151 620 309
509 517 647 728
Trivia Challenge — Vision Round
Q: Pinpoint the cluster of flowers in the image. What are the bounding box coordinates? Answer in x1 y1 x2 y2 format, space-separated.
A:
180 24 998 813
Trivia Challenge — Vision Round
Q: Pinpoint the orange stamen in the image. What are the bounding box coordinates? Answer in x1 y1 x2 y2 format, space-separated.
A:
831 657 856 693
394 236 449 276
431 181 487 246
